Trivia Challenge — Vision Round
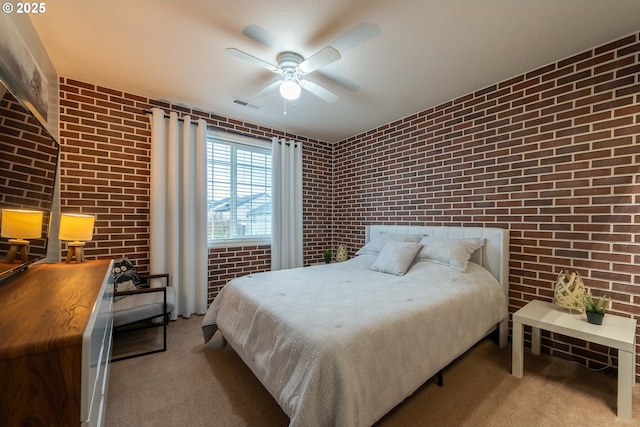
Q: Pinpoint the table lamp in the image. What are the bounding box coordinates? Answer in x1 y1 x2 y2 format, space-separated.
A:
1 209 44 263
59 213 95 264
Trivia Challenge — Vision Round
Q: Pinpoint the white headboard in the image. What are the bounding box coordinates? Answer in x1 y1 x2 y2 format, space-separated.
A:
366 225 509 299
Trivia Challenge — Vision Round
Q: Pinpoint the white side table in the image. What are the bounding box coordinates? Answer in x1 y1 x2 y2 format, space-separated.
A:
512 299 637 420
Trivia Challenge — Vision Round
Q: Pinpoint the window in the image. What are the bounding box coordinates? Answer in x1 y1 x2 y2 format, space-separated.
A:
206 131 271 246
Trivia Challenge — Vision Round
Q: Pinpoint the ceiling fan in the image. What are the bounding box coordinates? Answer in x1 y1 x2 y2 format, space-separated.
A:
226 45 341 103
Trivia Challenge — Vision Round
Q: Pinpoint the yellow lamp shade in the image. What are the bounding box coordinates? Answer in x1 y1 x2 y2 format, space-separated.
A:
59 213 95 242
1 209 43 239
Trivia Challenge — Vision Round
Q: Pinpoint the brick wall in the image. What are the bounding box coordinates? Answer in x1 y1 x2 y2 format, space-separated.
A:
334 33 640 380
58 78 333 303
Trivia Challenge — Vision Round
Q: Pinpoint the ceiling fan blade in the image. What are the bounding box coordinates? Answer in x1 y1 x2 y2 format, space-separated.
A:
316 70 360 92
298 46 341 74
226 48 279 73
253 80 282 98
330 22 382 53
242 24 283 51
299 80 338 103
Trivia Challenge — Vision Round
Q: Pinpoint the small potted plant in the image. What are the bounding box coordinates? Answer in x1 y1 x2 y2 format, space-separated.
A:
582 292 610 325
323 250 332 264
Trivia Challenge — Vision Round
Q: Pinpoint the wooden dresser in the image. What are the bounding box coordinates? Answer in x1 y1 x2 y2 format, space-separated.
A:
0 260 114 427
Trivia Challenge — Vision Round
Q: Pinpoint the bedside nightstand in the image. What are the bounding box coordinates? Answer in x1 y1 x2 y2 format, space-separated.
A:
512 300 636 420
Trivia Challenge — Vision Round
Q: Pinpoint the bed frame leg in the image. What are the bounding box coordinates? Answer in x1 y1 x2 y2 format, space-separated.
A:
436 370 443 387
498 318 508 348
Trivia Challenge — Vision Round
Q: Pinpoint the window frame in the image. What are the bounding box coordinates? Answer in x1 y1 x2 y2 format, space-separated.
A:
206 130 272 248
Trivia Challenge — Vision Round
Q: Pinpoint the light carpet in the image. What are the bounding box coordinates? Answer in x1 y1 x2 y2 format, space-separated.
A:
106 316 640 427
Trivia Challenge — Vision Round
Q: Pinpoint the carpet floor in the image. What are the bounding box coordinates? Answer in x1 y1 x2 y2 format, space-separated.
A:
106 315 640 427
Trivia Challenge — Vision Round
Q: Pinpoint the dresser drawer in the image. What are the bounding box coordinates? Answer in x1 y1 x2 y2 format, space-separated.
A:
81 260 114 427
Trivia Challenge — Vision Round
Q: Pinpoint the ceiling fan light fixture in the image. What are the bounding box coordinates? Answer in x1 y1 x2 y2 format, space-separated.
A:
280 77 301 100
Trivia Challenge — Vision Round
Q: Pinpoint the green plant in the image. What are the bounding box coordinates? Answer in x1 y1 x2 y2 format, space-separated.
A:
582 292 610 314
323 250 332 260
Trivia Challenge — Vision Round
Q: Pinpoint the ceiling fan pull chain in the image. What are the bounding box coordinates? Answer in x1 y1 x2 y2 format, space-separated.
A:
283 97 287 115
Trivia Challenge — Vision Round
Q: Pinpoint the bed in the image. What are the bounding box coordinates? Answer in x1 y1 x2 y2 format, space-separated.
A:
202 225 509 427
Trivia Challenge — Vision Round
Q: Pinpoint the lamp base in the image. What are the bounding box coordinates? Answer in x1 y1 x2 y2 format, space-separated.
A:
65 241 86 264
6 239 29 264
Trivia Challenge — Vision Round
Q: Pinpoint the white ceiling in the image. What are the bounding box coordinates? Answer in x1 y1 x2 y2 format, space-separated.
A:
30 0 640 143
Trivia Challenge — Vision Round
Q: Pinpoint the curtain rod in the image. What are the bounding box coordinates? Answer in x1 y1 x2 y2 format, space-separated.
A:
142 109 271 143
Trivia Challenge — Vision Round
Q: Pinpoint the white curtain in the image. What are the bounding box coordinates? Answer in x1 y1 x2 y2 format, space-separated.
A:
271 137 303 271
150 109 208 319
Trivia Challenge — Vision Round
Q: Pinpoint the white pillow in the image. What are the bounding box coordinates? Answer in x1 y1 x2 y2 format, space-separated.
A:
370 241 423 276
356 233 422 256
417 237 484 272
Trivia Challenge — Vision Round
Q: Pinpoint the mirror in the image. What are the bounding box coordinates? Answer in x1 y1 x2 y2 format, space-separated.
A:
0 80 59 280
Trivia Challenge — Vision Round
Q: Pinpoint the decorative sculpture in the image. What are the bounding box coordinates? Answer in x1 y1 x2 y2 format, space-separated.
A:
336 244 348 262
554 270 585 313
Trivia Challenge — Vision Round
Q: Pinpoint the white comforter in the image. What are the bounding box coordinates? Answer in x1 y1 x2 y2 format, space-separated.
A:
202 255 507 427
